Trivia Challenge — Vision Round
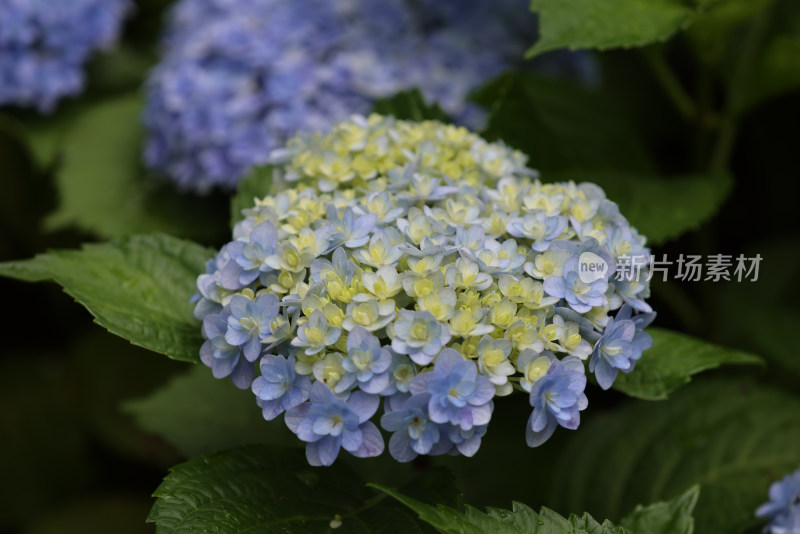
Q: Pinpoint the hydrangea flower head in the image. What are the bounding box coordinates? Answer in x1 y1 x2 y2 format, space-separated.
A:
757 467 800 534
0 0 130 112
143 0 548 191
194 114 656 464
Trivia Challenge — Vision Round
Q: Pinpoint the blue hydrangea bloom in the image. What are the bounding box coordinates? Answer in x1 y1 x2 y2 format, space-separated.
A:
757 468 800 534
191 116 658 464
143 0 543 191
285 381 384 466
589 304 656 390
252 354 311 420
225 292 280 362
0 0 129 112
381 392 443 462
199 311 252 389
527 355 588 447
409 348 494 430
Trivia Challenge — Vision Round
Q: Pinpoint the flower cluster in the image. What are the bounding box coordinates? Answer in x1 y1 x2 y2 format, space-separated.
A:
193 114 656 466
757 468 800 534
0 0 130 113
143 0 593 192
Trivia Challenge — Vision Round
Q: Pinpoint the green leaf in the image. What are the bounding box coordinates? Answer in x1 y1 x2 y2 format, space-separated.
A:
571 171 733 245
45 92 228 242
372 89 452 123
547 379 800 534
373 484 629 534
0 234 212 362
613 328 762 400
527 0 717 57
621 486 699 534
148 445 458 533
473 73 653 174
230 165 275 228
124 364 295 457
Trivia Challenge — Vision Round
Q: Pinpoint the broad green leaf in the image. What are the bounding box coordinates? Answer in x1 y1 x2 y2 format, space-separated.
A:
621 486 699 534
45 92 228 242
527 0 717 57
570 171 733 244
230 165 275 228
547 379 800 534
613 328 762 400
373 484 629 534
473 73 653 174
377 484 700 534
0 234 212 362
372 89 452 123
124 364 295 457
148 445 458 533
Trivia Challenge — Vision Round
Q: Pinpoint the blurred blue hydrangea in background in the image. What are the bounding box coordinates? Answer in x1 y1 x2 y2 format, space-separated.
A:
143 0 596 192
0 0 130 113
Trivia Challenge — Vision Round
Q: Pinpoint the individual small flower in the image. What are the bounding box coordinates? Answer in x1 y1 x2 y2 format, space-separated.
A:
589 304 655 389
506 212 568 251
252 355 311 420
470 238 526 274
326 206 378 248
354 231 404 268
524 248 570 280
339 327 393 394
390 310 452 365
291 310 342 355
526 355 588 447
757 467 800 534
516 350 555 392
381 393 444 462
409 349 494 430
223 220 279 289
225 292 281 361
285 382 384 466
200 312 252 389
543 246 610 313
342 295 396 332
445 257 492 291
0 0 130 112
445 423 488 457
475 336 515 395
385 353 418 394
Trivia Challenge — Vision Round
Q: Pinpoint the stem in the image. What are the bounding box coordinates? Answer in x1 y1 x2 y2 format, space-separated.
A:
641 47 698 121
709 13 770 171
